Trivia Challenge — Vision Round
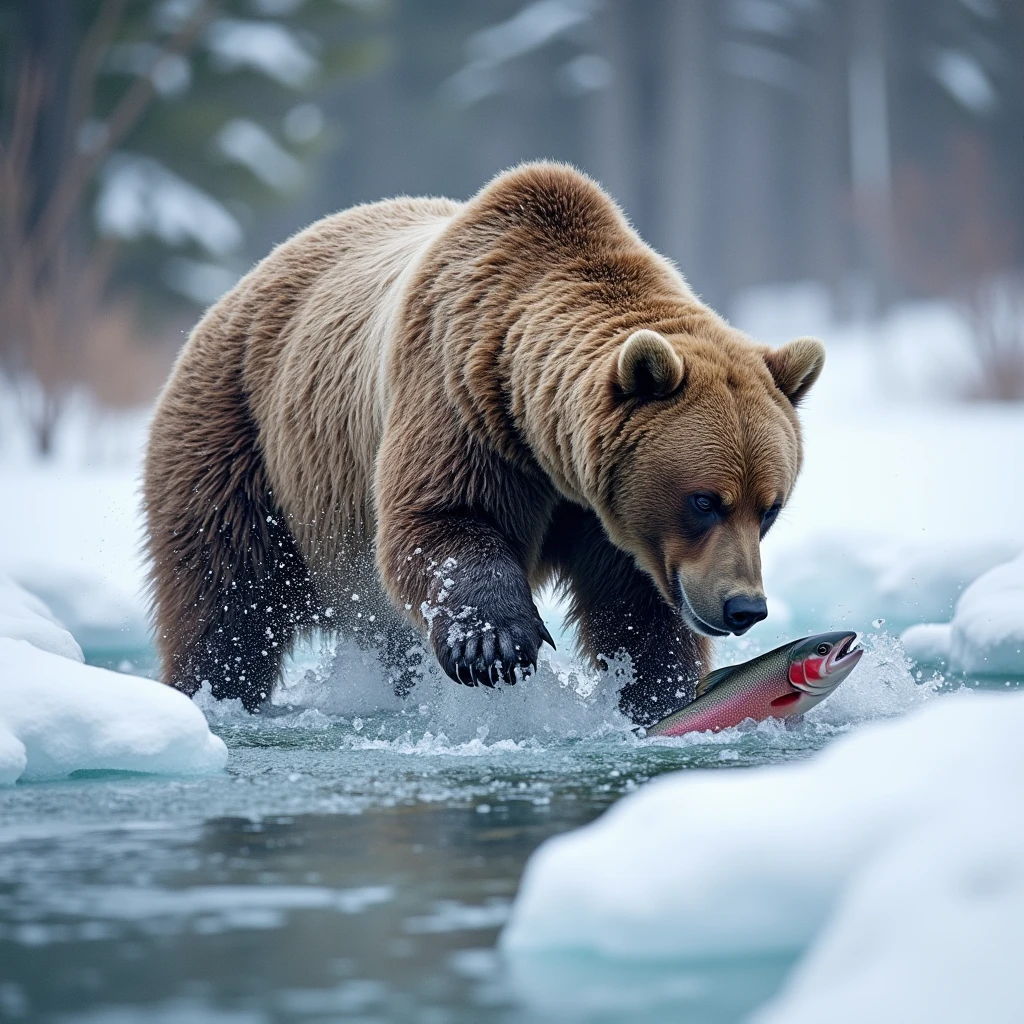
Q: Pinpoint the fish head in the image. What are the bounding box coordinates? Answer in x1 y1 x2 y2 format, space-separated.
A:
787 631 863 696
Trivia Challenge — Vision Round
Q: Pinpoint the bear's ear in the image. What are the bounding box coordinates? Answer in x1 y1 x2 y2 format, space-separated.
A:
616 329 684 399
763 337 825 407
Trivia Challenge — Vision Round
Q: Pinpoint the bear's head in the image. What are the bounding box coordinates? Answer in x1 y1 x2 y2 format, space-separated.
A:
599 326 824 637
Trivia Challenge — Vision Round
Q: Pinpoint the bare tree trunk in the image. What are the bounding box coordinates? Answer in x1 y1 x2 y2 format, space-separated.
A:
654 0 712 295
806 1 852 319
847 0 895 317
585 0 643 226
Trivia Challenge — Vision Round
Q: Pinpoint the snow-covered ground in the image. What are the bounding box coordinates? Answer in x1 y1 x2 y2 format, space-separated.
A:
0 396 151 660
0 574 226 784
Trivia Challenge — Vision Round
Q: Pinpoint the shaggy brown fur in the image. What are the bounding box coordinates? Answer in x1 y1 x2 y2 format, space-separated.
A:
144 162 824 723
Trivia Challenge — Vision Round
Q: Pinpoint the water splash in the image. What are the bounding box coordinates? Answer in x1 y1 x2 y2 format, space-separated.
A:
194 627 946 765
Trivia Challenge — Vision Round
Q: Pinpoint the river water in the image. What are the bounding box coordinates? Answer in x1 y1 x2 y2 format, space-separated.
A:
0 632 1004 1024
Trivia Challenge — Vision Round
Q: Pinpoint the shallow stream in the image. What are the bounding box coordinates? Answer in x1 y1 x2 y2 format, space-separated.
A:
1 631 1015 1023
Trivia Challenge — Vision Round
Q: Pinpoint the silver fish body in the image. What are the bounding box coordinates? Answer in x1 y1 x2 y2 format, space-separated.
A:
645 631 863 737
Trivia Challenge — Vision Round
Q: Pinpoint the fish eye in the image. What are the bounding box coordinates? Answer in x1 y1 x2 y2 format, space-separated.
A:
816 642 832 656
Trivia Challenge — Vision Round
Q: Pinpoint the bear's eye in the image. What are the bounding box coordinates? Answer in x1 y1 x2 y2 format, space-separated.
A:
689 493 720 516
760 502 782 537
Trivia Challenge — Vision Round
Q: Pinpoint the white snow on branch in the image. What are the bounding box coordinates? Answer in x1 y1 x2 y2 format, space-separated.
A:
105 42 191 96
927 47 996 114
217 118 303 191
206 18 318 88
444 0 596 106
95 154 243 256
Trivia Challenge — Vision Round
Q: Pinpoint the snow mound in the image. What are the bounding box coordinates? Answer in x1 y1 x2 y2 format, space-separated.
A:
901 550 1024 675
899 621 952 667
502 688 1024 1015
0 575 226 783
0 575 83 662
752 795 1024 1024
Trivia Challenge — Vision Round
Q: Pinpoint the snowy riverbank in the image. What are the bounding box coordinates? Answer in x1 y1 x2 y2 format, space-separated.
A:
0 575 226 784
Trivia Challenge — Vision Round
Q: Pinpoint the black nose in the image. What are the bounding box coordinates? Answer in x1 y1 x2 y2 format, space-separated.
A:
722 595 768 634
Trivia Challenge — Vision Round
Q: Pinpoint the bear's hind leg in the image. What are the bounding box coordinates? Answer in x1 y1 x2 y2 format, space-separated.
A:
144 320 316 711
193 517 313 712
148 474 315 711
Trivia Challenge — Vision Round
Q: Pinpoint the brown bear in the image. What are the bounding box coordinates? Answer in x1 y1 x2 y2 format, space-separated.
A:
144 162 824 725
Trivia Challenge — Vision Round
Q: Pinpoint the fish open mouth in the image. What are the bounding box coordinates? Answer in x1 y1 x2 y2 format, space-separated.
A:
823 632 863 678
834 633 860 662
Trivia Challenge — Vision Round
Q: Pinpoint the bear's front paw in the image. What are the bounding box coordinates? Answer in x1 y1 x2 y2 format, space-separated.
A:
431 604 555 687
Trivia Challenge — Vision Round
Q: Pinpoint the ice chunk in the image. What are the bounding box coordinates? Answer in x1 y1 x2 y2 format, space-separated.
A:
0 573 226 783
900 551 1024 675
502 689 1024 974
0 639 228 782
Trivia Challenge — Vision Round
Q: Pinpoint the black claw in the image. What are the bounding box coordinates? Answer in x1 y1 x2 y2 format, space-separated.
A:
472 656 491 687
538 621 556 650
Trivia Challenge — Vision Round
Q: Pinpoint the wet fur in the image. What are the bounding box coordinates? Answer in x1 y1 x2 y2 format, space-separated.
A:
144 162 820 723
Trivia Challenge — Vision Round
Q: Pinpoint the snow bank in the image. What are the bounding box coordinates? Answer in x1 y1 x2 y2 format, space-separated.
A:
0 428 149 651
902 550 1024 675
0 574 226 783
502 689 1024 1014
752 796 1024 1024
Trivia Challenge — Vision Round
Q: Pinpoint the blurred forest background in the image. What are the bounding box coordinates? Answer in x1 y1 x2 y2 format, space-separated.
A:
1 0 1022 455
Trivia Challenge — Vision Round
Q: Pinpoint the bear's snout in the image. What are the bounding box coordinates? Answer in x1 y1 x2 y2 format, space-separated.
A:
722 594 768 635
